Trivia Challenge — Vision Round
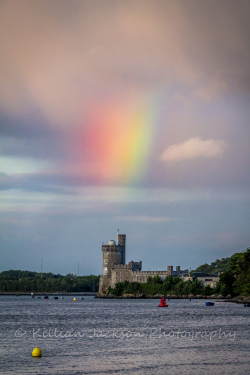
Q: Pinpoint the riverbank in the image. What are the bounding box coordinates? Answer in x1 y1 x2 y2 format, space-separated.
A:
96 293 227 299
221 295 250 304
0 292 97 296
96 293 250 303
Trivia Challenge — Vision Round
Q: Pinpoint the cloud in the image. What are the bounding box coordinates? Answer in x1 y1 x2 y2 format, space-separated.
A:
116 215 173 223
0 0 249 128
161 137 225 162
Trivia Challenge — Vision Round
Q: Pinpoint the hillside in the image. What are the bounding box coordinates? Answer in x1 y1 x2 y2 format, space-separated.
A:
193 257 230 274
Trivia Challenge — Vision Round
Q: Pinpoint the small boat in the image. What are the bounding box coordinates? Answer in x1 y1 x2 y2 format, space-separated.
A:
206 302 214 306
81 297 84 300
158 304 168 307
244 303 250 307
54 296 58 300
44 296 49 299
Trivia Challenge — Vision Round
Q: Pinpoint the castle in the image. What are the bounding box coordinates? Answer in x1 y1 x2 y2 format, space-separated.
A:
99 232 188 293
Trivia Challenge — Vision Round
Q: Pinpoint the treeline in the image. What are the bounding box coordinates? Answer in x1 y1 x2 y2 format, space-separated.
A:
107 248 250 297
107 275 214 297
193 257 230 274
0 270 99 293
218 248 250 296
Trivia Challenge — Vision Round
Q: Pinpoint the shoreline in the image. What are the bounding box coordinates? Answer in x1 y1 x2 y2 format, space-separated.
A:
1 293 249 304
96 293 250 304
0 292 97 296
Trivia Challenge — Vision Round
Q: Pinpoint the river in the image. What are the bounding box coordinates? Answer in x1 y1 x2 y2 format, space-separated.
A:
0 296 249 374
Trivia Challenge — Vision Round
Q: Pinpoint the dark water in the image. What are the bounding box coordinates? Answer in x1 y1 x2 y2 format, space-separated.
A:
0 296 249 374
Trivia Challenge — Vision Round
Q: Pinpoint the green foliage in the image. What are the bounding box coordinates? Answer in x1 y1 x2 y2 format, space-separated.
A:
230 248 250 296
189 279 202 295
193 257 230 274
163 275 174 292
152 275 163 284
173 281 185 295
110 275 208 297
203 285 213 296
0 270 99 293
140 282 164 296
219 270 235 296
124 282 141 294
147 276 153 283
109 281 141 296
112 282 125 296
216 248 250 297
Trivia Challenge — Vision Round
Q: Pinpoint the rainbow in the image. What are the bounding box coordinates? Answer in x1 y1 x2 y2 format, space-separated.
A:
71 96 159 185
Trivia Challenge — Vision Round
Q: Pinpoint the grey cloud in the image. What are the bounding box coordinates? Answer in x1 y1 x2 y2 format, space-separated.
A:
0 0 249 125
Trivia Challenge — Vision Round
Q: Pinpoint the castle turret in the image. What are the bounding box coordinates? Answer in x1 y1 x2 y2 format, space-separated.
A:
167 266 173 275
118 234 126 265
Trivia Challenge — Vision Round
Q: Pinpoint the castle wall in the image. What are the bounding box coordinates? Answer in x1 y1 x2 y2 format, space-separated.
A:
110 267 172 288
131 270 171 284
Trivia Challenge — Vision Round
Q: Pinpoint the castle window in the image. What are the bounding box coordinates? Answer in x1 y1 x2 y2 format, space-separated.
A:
104 259 108 265
104 267 108 275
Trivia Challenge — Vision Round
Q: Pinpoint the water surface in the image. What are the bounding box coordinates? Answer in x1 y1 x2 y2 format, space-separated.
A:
0 296 249 374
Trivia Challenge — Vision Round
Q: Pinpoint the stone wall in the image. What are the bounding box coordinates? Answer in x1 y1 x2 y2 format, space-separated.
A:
197 276 219 288
110 267 172 288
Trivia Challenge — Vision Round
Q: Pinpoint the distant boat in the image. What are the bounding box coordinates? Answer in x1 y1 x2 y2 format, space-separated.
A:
44 296 49 299
206 302 214 306
244 303 250 307
54 296 58 300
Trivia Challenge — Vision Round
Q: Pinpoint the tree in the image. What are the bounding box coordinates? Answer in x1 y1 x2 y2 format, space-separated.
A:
189 279 202 295
203 285 213 296
152 275 163 284
124 282 140 294
112 282 124 296
163 275 173 292
219 270 235 296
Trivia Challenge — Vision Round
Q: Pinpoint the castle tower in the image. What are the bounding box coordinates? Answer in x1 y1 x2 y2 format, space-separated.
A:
102 240 121 277
99 239 122 292
118 234 126 265
167 266 173 275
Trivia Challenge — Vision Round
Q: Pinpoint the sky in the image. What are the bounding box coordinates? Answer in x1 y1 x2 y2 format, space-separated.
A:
0 0 250 276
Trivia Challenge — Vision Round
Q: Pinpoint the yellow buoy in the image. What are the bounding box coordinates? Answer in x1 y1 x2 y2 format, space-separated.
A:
32 347 42 357
73 298 76 301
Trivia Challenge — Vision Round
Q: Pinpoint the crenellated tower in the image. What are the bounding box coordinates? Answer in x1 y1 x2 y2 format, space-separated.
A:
99 235 126 292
